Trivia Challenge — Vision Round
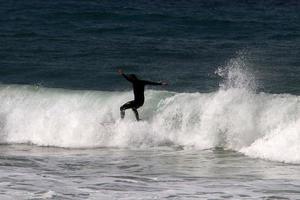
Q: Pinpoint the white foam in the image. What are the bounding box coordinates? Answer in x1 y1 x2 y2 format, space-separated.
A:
0 84 299 163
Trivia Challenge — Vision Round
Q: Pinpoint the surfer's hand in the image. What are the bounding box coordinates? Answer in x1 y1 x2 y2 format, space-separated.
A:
118 69 124 75
161 81 168 86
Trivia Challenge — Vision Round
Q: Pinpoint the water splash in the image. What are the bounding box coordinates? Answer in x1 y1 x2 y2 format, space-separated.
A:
216 54 256 91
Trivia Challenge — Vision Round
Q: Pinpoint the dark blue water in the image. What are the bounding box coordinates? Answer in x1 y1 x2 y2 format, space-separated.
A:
1 0 299 93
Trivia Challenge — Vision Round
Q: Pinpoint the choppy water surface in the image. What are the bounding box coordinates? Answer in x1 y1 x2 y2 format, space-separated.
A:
1 145 300 200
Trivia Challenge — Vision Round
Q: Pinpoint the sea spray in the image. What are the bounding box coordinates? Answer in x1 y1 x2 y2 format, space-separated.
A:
216 54 256 91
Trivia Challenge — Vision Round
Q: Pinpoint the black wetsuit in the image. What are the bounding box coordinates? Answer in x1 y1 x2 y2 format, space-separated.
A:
120 73 162 121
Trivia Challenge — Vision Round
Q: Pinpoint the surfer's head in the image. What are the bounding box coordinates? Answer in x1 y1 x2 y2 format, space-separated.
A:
128 74 138 81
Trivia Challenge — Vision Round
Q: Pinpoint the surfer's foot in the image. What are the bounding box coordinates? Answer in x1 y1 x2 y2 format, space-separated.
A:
120 110 125 119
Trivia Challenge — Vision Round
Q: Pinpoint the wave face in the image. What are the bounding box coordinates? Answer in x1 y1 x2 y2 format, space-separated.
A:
0 60 299 164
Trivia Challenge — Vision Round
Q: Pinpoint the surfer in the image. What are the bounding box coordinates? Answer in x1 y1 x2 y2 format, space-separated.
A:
118 69 167 121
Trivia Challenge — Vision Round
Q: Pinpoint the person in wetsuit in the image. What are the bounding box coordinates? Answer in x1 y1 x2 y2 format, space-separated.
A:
118 69 167 121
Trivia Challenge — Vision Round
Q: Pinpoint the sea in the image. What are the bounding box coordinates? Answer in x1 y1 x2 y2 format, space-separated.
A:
0 0 300 199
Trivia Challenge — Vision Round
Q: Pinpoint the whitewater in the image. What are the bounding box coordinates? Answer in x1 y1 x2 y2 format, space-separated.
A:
0 62 299 164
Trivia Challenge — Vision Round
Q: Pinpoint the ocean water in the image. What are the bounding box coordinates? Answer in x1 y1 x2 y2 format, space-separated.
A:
0 0 300 199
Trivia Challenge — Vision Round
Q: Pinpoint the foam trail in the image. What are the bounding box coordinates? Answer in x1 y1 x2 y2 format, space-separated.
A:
0 57 299 163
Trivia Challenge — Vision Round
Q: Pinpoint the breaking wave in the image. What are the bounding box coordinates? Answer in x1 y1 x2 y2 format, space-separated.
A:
0 57 299 164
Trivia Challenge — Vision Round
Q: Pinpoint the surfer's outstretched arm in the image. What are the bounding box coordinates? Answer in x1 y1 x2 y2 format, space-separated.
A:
142 80 168 86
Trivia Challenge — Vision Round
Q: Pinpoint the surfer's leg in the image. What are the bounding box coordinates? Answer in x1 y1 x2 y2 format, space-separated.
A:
120 101 135 119
132 108 139 121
